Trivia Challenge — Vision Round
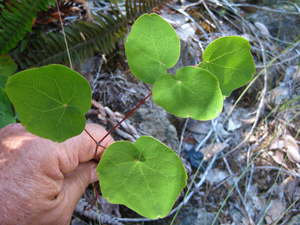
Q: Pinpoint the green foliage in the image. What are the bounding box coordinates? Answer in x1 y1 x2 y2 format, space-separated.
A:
0 55 18 88
153 66 223 120
198 36 255 97
97 136 187 219
125 13 180 84
111 0 123 3
0 55 17 128
0 88 15 128
14 12 126 69
0 0 56 54
5 64 91 142
126 14 255 120
12 0 170 69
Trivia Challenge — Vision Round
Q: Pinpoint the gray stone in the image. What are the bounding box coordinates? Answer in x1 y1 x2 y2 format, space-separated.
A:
255 8 300 42
178 207 219 225
130 107 179 152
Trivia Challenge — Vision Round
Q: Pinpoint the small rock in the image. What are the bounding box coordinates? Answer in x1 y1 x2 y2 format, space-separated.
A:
178 207 219 225
130 107 179 151
183 149 206 171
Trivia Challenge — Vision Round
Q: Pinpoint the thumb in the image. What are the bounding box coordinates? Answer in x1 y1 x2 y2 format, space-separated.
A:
59 161 98 212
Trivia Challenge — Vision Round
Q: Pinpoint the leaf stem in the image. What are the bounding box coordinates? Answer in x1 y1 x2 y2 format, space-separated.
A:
84 128 107 159
84 128 98 143
86 184 98 211
98 92 152 144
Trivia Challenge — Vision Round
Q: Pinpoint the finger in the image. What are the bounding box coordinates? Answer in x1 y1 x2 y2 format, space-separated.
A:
57 161 97 215
57 123 114 174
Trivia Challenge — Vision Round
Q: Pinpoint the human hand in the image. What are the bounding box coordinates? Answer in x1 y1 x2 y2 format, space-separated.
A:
0 123 114 225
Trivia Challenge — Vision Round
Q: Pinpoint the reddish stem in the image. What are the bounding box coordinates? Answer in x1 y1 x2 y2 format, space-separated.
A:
84 128 98 143
86 185 98 211
84 128 107 158
85 92 152 157
98 91 152 144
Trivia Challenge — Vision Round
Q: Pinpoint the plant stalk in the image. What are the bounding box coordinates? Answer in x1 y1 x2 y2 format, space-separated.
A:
98 92 152 144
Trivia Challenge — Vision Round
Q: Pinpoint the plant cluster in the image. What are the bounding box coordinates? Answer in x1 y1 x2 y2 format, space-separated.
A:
2 13 255 219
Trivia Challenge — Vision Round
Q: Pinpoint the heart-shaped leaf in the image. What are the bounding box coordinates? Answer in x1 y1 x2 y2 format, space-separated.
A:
125 13 180 84
97 136 187 219
152 66 223 120
5 64 91 142
198 36 255 96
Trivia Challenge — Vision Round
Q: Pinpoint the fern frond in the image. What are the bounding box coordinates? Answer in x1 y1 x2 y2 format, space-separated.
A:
14 0 170 69
0 0 55 54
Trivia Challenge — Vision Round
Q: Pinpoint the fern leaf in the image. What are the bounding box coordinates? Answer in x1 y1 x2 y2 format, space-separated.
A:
13 0 170 69
0 0 55 54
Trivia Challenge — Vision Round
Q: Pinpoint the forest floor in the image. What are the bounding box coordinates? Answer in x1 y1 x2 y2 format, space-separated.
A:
72 0 300 224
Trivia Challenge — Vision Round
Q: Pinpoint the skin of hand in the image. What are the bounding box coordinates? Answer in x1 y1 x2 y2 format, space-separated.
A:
0 123 114 225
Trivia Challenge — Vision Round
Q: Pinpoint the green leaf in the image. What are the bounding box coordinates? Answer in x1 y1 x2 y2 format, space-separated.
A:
0 54 18 88
98 136 187 219
0 0 56 54
0 88 16 128
5 64 91 142
110 0 123 3
0 75 8 89
152 66 223 120
198 36 255 96
125 13 180 84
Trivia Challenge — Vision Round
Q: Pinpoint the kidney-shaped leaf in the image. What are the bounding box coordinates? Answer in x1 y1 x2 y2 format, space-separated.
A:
97 136 187 219
152 66 223 120
5 64 91 142
198 36 255 96
125 13 180 84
